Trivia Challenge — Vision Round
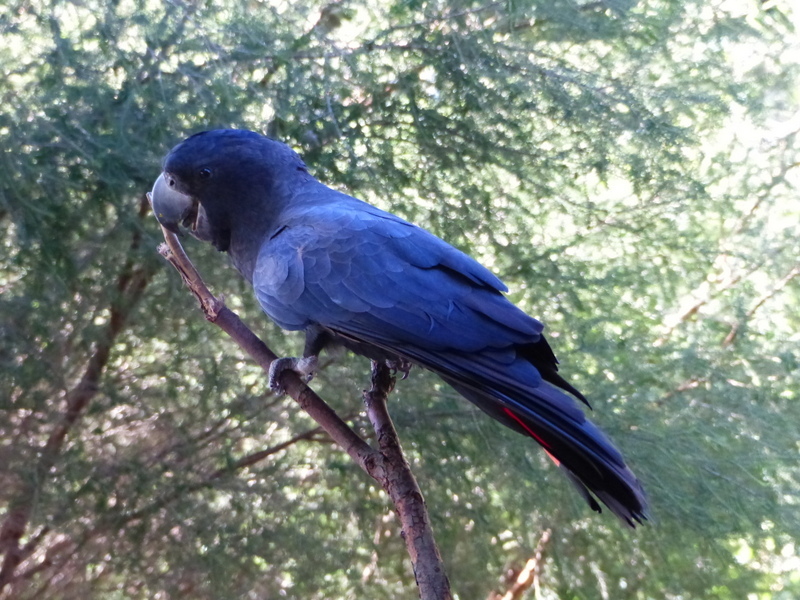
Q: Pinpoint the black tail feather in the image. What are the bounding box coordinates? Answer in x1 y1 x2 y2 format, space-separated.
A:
442 377 648 526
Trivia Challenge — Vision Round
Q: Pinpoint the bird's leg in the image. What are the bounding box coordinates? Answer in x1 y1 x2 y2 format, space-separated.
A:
268 326 329 394
269 355 318 394
385 357 413 380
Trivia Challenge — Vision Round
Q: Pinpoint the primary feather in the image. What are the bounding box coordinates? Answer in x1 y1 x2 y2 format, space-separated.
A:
154 129 648 526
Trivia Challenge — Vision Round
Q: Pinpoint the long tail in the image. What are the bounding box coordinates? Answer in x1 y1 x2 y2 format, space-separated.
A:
442 375 648 526
331 328 648 525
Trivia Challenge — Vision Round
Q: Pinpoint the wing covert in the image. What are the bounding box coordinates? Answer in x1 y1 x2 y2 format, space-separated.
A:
252 201 543 355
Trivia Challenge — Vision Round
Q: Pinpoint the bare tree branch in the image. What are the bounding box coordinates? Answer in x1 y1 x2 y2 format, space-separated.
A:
364 362 453 600
155 220 452 599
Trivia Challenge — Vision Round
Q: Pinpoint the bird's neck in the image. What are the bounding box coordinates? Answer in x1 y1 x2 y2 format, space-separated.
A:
225 173 314 283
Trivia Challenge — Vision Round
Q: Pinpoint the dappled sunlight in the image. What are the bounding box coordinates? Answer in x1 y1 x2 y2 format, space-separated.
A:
1 0 798 598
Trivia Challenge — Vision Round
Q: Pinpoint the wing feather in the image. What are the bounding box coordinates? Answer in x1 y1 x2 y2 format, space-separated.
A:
253 202 536 355
251 196 646 524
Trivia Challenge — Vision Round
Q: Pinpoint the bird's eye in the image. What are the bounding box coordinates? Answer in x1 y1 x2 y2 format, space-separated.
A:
198 167 212 179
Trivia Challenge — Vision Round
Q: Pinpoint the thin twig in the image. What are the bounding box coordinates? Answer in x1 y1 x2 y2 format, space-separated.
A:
490 529 552 600
157 234 374 462
154 217 452 599
722 263 800 347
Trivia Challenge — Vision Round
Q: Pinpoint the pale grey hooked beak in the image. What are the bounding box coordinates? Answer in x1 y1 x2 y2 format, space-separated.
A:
150 173 197 234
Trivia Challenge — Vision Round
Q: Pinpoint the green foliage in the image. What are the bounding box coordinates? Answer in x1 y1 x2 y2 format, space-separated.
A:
1 0 799 598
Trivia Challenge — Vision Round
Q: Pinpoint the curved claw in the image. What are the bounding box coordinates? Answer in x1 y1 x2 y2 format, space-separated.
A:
269 356 319 394
386 358 413 380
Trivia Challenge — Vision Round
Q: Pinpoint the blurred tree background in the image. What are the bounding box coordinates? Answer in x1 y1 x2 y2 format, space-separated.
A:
1 0 798 597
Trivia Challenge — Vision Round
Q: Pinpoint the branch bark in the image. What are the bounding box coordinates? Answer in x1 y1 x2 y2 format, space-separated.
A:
364 362 452 599
156 221 452 600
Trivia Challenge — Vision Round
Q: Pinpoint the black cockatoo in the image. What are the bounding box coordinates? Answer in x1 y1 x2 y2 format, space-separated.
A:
151 129 647 526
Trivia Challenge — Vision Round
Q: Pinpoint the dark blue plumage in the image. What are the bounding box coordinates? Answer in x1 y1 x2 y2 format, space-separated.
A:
152 129 647 526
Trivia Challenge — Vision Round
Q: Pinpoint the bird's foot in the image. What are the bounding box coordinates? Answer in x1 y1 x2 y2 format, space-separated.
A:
269 355 318 394
385 358 413 380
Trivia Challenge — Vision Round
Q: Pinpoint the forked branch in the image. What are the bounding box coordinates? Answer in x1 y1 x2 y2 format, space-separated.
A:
155 215 452 600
